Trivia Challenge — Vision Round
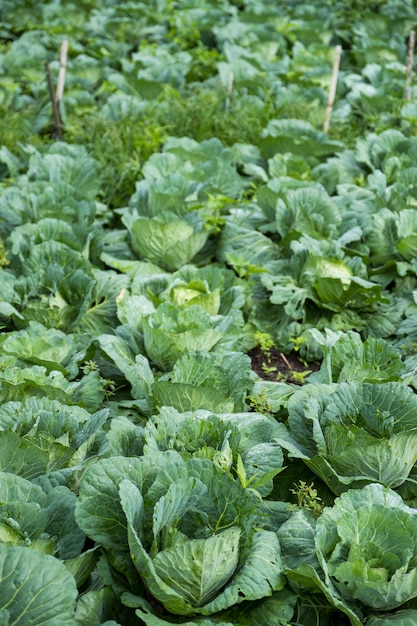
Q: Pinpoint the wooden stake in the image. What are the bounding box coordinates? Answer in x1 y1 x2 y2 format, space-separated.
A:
406 30 415 101
45 61 63 140
323 45 342 133
56 39 68 105
225 70 234 110
279 352 292 371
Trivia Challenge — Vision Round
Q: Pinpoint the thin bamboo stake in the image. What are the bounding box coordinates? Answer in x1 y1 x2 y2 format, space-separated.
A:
225 70 234 110
45 61 63 140
279 352 292 371
323 45 342 133
406 30 415 101
56 39 68 105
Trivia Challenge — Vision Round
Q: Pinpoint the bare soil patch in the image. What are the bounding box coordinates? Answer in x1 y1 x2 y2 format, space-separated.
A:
249 347 321 385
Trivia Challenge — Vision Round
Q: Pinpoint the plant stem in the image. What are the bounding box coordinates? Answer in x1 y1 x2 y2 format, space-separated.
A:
323 45 342 133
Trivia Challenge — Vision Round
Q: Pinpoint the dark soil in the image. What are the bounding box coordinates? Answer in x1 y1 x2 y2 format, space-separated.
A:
249 346 321 385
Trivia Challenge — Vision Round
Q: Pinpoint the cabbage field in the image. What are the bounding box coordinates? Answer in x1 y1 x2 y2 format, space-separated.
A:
2 0 417 624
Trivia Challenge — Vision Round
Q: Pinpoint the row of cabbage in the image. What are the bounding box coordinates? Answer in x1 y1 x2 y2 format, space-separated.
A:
1 1 417 625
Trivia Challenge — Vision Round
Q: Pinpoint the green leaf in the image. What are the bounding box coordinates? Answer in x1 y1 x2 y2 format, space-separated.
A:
277 510 319 570
0 321 81 377
201 531 285 614
97 334 154 407
76 457 149 555
132 595 234 625
367 610 417 625
153 382 234 413
143 408 239 461
0 431 48 479
75 269 129 337
0 397 108 473
120 478 195 615
74 588 121 626
275 185 340 241
0 544 77 624
309 330 405 384
230 589 297 626
260 119 343 159
284 563 363 626
217 221 280 274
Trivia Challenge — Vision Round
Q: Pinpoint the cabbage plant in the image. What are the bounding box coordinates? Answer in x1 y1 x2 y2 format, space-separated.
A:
316 485 417 612
278 484 417 625
75 453 293 625
142 302 222 371
278 381 417 496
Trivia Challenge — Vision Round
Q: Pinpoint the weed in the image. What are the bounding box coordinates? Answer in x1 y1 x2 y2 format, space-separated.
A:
0 238 10 268
247 388 273 415
290 480 324 517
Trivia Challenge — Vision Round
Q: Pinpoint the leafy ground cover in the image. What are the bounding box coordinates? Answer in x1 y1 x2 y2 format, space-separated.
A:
1 0 417 624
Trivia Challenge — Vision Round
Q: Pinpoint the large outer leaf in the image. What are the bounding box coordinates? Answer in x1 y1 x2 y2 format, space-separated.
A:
0 430 52 480
75 269 129 336
313 275 386 311
0 544 77 624
277 510 319 571
367 611 417 625
275 185 340 241
74 588 122 626
284 563 363 626
164 351 253 412
228 589 297 626
259 119 343 159
216 221 280 274
0 398 108 474
29 144 100 199
120 478 196 615
97 334 154 407
14 240 95 331
309 330 405 384
143 322 221 371
76 456 151 554
152 381 234 413
132 594 234 625
75 451 182 562
325 431 417 489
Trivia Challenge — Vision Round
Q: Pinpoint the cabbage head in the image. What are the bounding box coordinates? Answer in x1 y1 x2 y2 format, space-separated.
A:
281 382 417 496
316 484 417 611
